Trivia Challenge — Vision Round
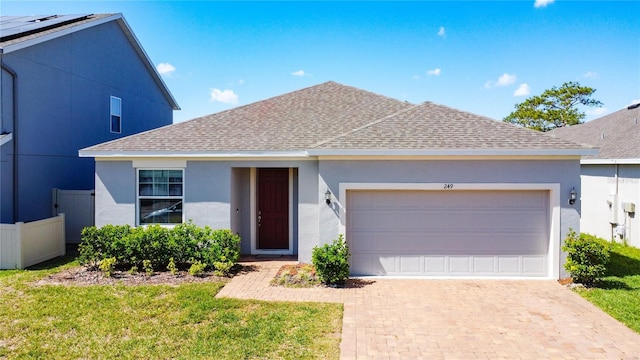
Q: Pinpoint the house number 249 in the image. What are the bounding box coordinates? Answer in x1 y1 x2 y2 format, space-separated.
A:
443 184 454 189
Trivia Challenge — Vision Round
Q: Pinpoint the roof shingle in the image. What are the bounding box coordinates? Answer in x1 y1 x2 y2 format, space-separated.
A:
82 81 593 155
550 105 640 159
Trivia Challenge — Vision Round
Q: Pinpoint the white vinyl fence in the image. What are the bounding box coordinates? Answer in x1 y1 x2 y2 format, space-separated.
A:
0 214 66 269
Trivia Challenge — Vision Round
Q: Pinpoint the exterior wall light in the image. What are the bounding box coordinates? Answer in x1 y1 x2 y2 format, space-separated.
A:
325 190 332 205
569 187 577 205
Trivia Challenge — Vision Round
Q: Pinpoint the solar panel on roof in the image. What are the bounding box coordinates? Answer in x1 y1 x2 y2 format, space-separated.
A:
0 14 91 41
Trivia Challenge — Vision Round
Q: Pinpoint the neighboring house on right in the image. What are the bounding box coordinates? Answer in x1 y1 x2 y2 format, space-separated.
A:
550 104 640 247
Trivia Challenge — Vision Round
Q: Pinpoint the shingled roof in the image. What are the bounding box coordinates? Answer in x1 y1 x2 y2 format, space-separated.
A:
550 104 640 160
81 81 594 157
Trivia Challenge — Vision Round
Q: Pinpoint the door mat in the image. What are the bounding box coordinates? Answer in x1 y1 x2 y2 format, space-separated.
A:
256 254 283 258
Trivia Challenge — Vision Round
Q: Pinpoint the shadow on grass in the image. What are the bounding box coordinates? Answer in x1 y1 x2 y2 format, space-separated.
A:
594 278 635 291
605 251 640 278
27 253 78 271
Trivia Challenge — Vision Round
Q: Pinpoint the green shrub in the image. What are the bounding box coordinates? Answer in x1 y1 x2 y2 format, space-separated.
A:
563 230 610 286
78 221 241 276
188 260 207 277
312 234 351 285
79 225 132 269
98 257 117 278
169 221 204 264
167 257 178 275
142 259 154 275
198 229 241 275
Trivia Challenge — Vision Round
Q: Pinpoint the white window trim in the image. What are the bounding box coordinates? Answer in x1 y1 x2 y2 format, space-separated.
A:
337 182 561 279
110 96 122 134
136 168 185 226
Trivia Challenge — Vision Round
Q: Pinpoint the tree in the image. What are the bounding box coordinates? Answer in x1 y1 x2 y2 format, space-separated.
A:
503 81 603 132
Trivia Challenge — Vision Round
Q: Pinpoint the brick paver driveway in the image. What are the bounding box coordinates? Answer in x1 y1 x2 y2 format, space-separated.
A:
216 259 640 359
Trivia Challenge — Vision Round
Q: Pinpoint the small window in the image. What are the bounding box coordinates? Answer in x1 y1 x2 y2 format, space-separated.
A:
137 169 183 225
110 96 122 133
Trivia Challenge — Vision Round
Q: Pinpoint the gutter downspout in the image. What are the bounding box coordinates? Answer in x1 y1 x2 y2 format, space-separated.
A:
613 164 619 241
1 58 18 223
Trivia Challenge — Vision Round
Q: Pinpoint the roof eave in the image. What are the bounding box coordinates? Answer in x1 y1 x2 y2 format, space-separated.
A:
581 158 640 165
80 148 598 159
306 148 599 157
79 150 311 159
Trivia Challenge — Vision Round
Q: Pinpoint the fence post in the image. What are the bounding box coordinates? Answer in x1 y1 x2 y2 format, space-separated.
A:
59 213 66 256
16 222 24 269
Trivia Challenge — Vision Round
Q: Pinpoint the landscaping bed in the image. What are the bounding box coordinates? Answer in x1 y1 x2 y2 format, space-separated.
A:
33 265 234 287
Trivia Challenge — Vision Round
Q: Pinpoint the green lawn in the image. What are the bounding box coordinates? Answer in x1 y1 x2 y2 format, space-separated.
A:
574 242 640 334
0 256 342 359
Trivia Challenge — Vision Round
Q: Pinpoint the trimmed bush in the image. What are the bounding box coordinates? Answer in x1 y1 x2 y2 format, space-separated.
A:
78 221 241 276
563 230 610 286
312 234 351 285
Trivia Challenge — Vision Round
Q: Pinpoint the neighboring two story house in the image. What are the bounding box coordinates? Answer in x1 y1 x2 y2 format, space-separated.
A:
0 14 179 228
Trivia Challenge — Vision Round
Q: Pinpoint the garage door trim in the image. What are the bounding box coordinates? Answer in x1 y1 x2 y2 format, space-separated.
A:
338 183 561 279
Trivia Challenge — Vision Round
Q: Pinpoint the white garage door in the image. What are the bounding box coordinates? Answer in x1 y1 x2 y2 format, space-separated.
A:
347 190 550 277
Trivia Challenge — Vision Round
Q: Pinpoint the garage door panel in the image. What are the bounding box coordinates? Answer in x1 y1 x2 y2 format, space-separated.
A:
347 190 550 277
350 210 547 233
350 232 548 255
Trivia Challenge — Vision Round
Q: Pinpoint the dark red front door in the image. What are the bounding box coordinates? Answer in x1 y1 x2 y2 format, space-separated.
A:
257 168 289 250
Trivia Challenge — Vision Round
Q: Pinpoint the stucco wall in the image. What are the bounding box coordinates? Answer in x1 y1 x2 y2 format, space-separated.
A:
95 161 136 227
95 159 319 260
318 159 582 277
2 20 173 223
581 164 640 247
95 157 581 273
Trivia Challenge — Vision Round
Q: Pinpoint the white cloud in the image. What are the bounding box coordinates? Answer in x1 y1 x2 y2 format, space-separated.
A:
426 68 441 76
583 71 598 79
534 0 554 8
156 62 176 76
292 70 306 77
209 88 238 104
437 27 445 37
586 107 609 117
513 83 530 96
485 73 517 88
496 73 517 87
238 79 245 85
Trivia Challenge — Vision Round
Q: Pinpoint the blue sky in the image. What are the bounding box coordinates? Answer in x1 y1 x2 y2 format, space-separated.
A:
3 1 639 123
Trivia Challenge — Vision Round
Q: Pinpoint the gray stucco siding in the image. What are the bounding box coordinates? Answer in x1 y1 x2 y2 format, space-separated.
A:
95 161 136 227
94 159 319 260
94 157 580 276
318 159 581 278
581 164 640 248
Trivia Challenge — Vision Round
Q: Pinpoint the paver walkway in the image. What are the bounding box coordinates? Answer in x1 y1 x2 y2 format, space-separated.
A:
216 259 640 359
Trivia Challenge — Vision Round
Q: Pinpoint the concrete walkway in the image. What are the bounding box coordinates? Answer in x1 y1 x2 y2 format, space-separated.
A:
216 259 640 359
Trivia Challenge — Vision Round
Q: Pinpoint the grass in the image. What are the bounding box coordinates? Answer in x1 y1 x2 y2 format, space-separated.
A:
573 242 640 334
0 256 342 359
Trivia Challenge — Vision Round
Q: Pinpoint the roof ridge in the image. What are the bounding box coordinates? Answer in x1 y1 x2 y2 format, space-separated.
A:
310 101 418 148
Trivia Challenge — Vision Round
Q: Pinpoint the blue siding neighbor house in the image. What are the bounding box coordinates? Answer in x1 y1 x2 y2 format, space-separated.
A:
0 14 179 223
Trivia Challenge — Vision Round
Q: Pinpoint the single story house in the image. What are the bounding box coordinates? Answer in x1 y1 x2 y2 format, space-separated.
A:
550 104 639 247
80 82 595 278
